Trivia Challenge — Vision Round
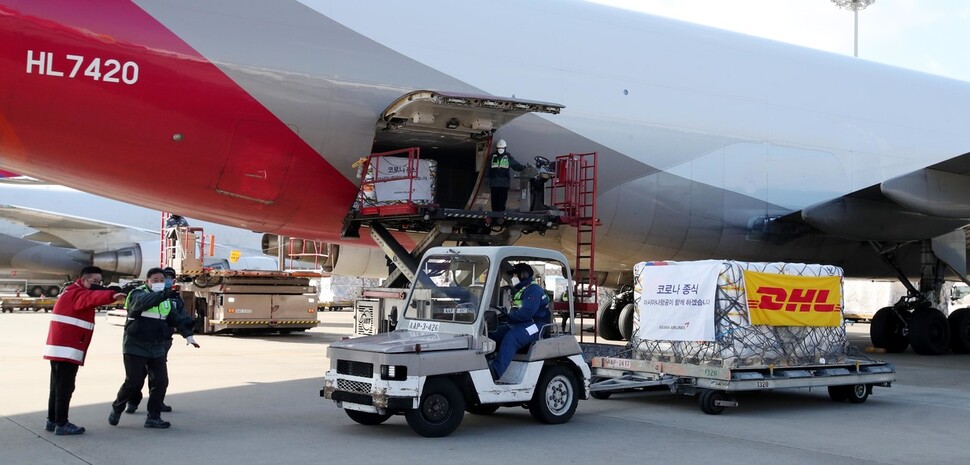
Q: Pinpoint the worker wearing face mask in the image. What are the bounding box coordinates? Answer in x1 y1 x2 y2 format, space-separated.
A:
108 268 199 429
487 263 550 381
485 139 526 212
124 267 192 415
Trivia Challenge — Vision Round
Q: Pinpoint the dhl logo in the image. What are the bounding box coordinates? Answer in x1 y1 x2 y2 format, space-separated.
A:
743 270 842 327
748 287 841 313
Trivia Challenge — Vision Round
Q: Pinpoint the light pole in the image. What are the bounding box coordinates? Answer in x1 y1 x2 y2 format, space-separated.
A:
831 0 875 57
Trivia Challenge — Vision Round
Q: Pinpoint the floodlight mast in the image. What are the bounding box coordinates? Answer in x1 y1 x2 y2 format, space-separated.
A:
831 0 875 57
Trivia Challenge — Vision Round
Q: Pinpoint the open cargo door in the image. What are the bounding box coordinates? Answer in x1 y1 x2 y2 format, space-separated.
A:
373 90 563 209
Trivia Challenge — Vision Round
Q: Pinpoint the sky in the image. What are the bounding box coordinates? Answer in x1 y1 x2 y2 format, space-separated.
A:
588 0 970 83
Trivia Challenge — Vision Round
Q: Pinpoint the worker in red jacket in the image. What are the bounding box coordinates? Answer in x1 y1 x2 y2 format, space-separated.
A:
43 266 124 435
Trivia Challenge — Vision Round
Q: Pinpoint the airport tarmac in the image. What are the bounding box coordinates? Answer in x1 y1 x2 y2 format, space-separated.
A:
2 311 969 465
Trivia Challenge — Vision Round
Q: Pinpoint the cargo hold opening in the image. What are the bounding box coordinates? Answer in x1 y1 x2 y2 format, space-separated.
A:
372 90 564 210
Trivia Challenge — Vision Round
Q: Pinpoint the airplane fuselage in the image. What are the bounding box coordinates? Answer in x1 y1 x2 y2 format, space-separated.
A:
3 0 970 279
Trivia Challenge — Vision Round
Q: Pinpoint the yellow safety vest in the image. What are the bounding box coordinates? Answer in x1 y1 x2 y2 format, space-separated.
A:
491 154 511 169
125 285 173 320
513 283 550 308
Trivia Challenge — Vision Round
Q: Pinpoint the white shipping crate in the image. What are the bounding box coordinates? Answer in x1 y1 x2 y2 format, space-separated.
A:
631 260 848 368
359 157 437 206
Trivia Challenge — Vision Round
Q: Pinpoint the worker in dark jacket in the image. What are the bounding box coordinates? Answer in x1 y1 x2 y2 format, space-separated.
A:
108 268 199 429
488 263 551 380
485 139 526 211
43 266 125 435
125 267 189 414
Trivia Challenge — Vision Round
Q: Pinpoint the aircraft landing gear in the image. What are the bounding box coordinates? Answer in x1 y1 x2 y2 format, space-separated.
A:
909 306 950 355
869 240 955 355
948 308 970 353
870 306 909 353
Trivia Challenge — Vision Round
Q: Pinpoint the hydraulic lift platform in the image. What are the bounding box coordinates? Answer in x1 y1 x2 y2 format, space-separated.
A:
341 147 599 338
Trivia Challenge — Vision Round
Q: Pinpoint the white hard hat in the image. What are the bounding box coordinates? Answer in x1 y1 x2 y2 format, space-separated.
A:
496 139 507 149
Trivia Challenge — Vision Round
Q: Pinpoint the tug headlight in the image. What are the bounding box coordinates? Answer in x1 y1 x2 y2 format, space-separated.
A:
380 365 408 381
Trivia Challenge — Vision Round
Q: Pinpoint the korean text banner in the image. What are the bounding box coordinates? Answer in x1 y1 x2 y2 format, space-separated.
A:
371 157 435 204
744 271 842 327
637 262 719 341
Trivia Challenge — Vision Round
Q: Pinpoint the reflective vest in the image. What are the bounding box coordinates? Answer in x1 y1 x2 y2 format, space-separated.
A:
513 283 550 308
126 285 173 320
491 154 511 169
43 282 119 365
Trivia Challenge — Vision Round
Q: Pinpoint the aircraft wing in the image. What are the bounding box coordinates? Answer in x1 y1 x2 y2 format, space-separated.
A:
794 153 970 242
764 154 970 276
0 204 158 251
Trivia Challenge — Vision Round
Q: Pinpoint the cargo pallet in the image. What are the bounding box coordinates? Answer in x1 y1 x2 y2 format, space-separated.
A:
582 343 895 414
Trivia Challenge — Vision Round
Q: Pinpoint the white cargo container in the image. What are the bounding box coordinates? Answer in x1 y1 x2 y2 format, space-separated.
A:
586 260 895 414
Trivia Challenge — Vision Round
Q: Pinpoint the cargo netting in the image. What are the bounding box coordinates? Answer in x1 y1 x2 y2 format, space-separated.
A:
631 261 849 368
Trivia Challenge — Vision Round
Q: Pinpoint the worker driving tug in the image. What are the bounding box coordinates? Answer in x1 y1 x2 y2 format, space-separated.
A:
488 263 551 381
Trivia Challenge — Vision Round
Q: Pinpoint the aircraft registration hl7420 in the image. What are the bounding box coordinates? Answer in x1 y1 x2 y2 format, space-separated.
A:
2 0 970 354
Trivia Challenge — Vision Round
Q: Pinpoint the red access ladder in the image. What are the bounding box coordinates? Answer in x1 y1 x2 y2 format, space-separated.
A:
551 152 599 341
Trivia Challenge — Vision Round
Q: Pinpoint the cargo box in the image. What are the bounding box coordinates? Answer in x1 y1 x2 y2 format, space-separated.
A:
631 260 848 368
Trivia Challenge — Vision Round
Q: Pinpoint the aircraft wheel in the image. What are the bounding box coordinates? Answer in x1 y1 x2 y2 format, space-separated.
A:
909 308 949 355
465 404 500 415
870 307 909 353
46 286 61 297
344 409 393 425
948 308 970 353
529 365 579 424
596 301 623 340
405 378 465 437
618 303 635 341
28 286 44 298
698 389 727 415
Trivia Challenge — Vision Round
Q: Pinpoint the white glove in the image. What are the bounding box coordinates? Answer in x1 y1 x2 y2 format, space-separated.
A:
186 335 200 348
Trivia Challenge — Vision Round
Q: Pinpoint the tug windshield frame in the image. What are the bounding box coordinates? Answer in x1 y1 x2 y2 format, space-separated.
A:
403 254 490 324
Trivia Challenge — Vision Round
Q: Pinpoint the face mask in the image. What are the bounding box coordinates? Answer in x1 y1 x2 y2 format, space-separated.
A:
150 282 166 292
164 278 174 288
497 148 505 155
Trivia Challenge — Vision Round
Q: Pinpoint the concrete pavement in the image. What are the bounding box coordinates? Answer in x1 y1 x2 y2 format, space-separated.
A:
2 312 968 464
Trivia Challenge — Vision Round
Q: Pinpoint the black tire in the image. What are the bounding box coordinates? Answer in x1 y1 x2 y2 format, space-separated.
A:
344 409 393 425
827 385 850 402
870 307 909 353
596 301 623 340
948 308 970 353
46 286 61 297
405 378 465 437
529 365 579 424
698 389 727 415
194 297 207 334
28 286 44 298
618 303 635 341
846 384 870 404
465 404 500 415
589 376 612 399
909 308 949 355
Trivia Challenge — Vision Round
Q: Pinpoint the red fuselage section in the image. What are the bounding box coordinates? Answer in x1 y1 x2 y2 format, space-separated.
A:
0 1 359 241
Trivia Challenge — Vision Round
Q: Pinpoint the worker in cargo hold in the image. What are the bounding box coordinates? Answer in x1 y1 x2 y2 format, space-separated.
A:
124 267 188 415
108 267 199 429
488 263 551 380
485 139 526 212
